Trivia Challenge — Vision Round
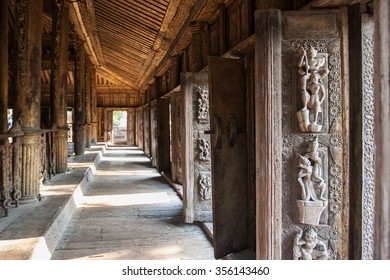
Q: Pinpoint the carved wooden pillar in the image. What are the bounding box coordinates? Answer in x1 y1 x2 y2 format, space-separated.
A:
50 0 70 173
189 22 209 73
349 5 375 260
85 57 92 148
91 66 97 145
255 9 282 260
14 0 43 200
374 0 390 260
73 38 86 155
0 0 8 136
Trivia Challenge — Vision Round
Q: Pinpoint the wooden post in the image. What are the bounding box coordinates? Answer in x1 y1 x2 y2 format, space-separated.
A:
85 57 92 148
14 0 43 200
189 22 209 73
255 9 282 260
91 66 97 144
374 0 390 260
50 0 70 173
0 0 8 136
73 38 86 155
170 56 180 91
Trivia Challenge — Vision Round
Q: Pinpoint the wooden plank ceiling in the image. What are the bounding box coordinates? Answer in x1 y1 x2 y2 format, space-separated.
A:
93 0 170 89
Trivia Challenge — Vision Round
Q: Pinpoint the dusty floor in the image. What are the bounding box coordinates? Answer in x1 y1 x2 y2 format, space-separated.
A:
51 146 215 260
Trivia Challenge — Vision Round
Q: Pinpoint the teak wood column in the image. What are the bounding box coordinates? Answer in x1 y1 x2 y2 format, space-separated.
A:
189 22 209 73
0 0 8 136
255 9 282 260
50 0 70 173
170 56 180 90
91 66 97 145
73 39 86 155
85 57 92 148
374 0 390 260
14 0 43 200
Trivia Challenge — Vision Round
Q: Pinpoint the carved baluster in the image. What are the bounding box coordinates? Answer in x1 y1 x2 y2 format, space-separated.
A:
12 136 21 207
40 132 47 185
0 142 11 216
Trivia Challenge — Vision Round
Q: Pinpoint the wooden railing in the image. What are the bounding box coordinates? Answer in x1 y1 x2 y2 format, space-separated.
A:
0 128 58 217
41 129 57 184
0 130 24 216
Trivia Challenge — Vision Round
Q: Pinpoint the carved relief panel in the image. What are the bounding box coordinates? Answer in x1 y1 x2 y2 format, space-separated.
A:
136 107 144 150
280 10 348 260
143 104 150 157
170 90 183 184
182 72 212 223
150 101 158 167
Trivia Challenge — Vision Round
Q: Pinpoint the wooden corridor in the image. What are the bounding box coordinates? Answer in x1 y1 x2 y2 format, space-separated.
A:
51 146 215 260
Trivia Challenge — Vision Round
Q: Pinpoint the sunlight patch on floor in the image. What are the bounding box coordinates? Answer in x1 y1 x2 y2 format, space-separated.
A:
81 192 172 208
94 170 159 176
100 156 150 162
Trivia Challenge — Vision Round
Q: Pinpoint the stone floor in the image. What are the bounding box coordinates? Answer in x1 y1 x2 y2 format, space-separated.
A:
0 145 214 260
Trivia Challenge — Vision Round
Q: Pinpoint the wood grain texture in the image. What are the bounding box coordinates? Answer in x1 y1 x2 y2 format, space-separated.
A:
255 9 282 260
374 0 390 260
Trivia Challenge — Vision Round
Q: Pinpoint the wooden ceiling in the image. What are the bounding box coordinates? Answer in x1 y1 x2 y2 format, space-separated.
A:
69 0 198 90
93 0 169 88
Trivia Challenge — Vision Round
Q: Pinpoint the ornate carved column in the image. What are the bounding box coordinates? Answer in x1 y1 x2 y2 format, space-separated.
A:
0 0 8 136
91 65 97 145
73 37 86 155
374 0 390 260
85 57 92 148
14 0 43 200
50 0 70 173
189 22 209 73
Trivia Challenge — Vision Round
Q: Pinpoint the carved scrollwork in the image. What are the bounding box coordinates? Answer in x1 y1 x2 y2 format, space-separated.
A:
15 0 28 87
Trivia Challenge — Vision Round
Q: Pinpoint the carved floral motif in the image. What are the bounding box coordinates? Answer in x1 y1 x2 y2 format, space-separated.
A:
362 29 375 259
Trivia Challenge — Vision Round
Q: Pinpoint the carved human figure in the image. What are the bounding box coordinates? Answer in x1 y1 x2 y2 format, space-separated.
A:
199 174 212 200
297 137 326 202
198 138 210 161
297 46 329 132
196 85 209 121
293 228 329 260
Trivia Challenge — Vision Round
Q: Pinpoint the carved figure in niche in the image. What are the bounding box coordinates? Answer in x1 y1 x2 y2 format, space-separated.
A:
198 138 210 161
297 137 327 225
298 137 326 202
195 84 209 122
293 228 329 260
199 173 212 201
297 46 329 132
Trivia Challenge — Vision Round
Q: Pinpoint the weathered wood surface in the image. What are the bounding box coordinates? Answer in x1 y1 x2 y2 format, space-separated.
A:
52 147 214 260
255 9 282 260
209 57 248 259
374 0 390 260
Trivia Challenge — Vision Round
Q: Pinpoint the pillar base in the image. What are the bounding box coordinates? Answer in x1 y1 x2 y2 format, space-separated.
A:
86 124 91 148
91 122 98 145
20 130 42 201
74 125 86 155
55 128 68 174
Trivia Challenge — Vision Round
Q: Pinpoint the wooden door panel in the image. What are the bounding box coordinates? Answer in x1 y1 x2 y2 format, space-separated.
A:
209 57 248 259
